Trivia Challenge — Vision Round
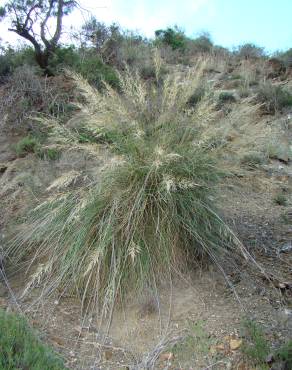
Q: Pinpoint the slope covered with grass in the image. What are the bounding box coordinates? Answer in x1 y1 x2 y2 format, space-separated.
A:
0 309 66 370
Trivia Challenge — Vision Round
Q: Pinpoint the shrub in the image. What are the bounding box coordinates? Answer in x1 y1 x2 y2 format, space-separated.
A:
37 147 61 161
277 48 292 68
236 43 265 59
242 320 292 369
76 54 119 89
0 309 65 370
187 85 206 107
240 152 265 168
155 26 187 51
241 320 270 365
187 33 213 54
15 136 40 157
0 45 36 79
218 92 236 104
273 194 287 206
276 340 292 368
8 63 245 313
256 83 292 114
0 65 76 128
48 45 80 73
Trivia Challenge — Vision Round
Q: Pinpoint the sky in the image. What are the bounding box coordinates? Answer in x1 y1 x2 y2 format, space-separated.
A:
0 0 291 53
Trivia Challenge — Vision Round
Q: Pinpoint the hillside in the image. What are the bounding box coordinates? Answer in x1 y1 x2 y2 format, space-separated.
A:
0 51 291 370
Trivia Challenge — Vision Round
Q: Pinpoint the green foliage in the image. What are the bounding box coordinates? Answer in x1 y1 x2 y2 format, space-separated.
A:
76 54 120 89
0 309 66 370
218 92 236 104
242 320 292 369
15 136 40 157
0 46 36 77
173 320 214 362
37 147 61 161
155 26 187 50
187 85 206 107
48 45 80 72
256 83 292 114
241 320 270 365
273 193 287 206
276 340 292 367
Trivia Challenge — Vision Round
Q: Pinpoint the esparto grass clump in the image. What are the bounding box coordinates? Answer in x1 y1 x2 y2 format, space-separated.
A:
8 57 244 312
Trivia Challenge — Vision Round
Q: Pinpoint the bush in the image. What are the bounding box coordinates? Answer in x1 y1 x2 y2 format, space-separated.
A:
187 33 213 54
236 43 265 59
256 82 292 114
76 54 120 89
240 152 265 168
48 45 81 73
15 136 40 157
0 45 36 79
218 92 236 103
37 147 61 161
155 26 187 51
242 320 270 365
277 48 292 68
0 65 76 128
187 85 206 107
8 63 244 312
0 309 65 370
273 194 287 206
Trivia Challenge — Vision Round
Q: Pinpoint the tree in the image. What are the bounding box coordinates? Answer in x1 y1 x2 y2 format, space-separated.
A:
155 26 187 51
0 0 77 74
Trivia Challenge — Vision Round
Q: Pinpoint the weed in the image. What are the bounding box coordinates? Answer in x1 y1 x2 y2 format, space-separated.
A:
266 143 291 163
273 194 287 206
240 152 265 168
241 320 270 366
215 92 236 110
187 85 206 107
238 87 250 98
218 92 236 103
275 340 292 368
0 309 65 370
37 147 61 161
242 320 292 369
172 320 214 363
256 83 292 114
15 136 40 157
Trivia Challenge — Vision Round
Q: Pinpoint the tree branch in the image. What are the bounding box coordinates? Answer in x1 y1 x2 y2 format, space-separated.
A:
8 28 41 53
51 0 63 46
40 0 54 48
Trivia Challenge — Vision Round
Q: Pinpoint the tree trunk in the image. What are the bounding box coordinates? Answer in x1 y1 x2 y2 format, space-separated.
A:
35 49 54 76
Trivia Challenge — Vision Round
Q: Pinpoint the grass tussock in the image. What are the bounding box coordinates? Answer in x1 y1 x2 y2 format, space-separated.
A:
8 57 246 312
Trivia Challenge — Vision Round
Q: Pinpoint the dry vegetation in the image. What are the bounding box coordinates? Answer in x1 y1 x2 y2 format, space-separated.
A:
0 34 292 370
